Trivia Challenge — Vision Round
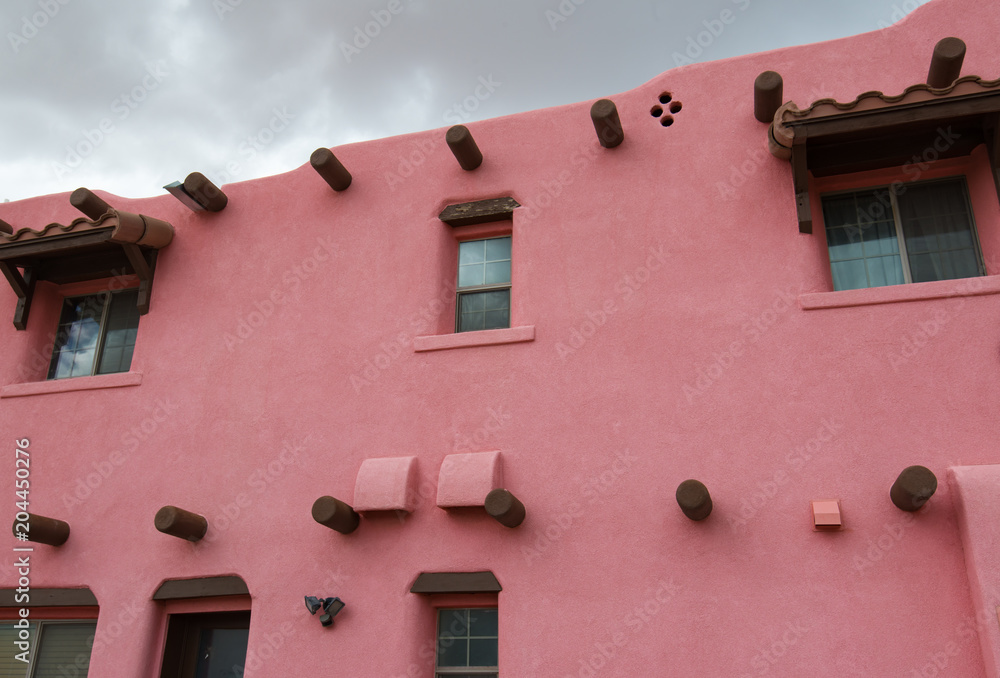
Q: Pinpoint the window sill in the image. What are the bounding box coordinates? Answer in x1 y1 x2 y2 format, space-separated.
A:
413 325 535 352
1 371 143 399
799 275 1000 310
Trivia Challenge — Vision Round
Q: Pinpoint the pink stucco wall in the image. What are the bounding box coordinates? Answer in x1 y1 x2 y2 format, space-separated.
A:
3 0 1000 675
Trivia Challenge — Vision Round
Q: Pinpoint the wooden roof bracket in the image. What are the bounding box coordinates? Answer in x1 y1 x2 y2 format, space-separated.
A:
791 133 812 234
121 244 158 315
0 263 35 330
984 113 1000 209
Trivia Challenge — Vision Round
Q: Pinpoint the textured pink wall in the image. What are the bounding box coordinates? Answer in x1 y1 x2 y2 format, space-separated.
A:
2 0 1000 675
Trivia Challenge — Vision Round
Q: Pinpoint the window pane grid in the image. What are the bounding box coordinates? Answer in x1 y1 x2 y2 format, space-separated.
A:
0 621 95 677
823 178 981 291
48 290 139 380
456 237 511 333
437 608 498 676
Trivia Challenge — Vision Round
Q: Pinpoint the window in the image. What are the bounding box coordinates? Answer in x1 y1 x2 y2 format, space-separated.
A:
158 611 250 678
822 178 984 291
48 289 139 379
0 620 97 677
457 237 511 333
436 607 498 677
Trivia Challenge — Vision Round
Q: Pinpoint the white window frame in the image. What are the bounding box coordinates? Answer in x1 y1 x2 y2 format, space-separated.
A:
820 176 986 290
455 236 512 334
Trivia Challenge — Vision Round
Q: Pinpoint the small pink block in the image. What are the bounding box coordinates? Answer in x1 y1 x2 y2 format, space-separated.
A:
354 456 418 513
437 451 503 508
811 499 842 530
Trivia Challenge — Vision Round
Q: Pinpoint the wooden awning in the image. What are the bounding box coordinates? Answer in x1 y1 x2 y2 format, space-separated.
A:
0 209 174 329
768 75 1000 233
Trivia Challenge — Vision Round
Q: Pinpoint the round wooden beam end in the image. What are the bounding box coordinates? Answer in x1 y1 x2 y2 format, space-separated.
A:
753 71 784 123
676 479 713 521
13 513 70 546
485 489 525 528
154 505 208 542
70 188 113 220
311 496 360 535
310 148 353 191
446 125 483 171
927 37 966 88
590 99 624 148
890 466 938 511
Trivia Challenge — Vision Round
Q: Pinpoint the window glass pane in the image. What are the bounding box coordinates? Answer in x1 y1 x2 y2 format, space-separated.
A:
483 290 509 311
69 349 97 378
194 627 249 678
437 637 468 667
468 609 497 636
825 226 863 260
33 622 96 678
97 291 140 375
484 261 511 285
483 310 509 330
898 180 980 282
459 240 485 265
469 638 499 667
865 255 905 288
0 622 34 677
484 237 511 261
860 220 899 257
458 264 485 288
460 293 486 313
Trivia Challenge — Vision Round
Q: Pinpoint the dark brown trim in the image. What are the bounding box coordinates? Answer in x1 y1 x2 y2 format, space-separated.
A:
0 587 98 607
410 571 502 594
182 172 228 212
12 513 70 546
791 136 811 234
439 197 520 227
152 576 250 601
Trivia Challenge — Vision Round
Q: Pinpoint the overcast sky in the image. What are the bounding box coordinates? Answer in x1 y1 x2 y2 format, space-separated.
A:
1 0 929 203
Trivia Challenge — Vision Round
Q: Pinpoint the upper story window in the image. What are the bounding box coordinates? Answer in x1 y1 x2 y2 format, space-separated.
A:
822 177 984 290
48 289 139 379
457 237 511 333
436 607 498 677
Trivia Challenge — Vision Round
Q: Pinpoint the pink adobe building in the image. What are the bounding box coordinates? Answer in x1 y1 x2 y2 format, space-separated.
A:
3 0 1000 675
